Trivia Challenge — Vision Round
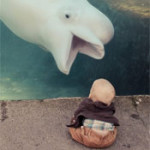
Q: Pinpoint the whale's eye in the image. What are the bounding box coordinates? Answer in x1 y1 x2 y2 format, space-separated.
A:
65 14 70 19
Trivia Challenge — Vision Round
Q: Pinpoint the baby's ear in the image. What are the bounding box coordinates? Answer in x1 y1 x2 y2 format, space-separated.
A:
88 93 92 99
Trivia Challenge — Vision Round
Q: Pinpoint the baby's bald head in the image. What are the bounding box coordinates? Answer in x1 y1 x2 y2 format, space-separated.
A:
89 79 115 105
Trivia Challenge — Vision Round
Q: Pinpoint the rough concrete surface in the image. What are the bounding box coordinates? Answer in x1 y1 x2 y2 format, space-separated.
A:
0 96 150 150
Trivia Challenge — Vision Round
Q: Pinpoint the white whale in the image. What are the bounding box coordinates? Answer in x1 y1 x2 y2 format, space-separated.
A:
0 0 114 74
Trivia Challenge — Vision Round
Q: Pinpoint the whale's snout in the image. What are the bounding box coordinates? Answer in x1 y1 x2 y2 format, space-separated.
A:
96 11 114 44
78 1 114 45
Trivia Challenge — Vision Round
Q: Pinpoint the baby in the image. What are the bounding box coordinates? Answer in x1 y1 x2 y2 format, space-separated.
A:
67 79 119 148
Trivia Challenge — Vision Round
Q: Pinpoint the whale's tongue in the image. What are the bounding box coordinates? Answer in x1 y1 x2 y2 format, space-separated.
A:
64 35 104 74
72 36 104 59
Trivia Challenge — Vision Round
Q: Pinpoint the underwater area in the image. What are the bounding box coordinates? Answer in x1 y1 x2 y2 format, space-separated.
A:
0 0 149 100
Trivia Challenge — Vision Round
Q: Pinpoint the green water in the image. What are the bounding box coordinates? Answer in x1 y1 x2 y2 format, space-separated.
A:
0 0 149 100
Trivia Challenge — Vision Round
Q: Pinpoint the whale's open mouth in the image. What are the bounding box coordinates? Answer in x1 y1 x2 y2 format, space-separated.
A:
49 26 106 75
64 35 105 74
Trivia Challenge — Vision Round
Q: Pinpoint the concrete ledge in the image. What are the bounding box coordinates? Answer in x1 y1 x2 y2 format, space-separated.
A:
0 96 150 150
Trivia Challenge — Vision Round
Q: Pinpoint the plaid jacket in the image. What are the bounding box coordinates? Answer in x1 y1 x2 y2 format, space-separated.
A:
83 119 114 131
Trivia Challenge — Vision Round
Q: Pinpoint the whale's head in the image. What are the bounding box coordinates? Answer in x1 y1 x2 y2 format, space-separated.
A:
42 0 114 74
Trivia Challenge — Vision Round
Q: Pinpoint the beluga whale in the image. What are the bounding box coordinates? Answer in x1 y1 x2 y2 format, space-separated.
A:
0 0 114 74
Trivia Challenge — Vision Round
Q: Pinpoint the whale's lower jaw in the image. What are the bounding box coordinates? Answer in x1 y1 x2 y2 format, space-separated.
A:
64 35 105 75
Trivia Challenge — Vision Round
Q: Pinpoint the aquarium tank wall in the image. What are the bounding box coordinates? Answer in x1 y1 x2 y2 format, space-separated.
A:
0 0 149 100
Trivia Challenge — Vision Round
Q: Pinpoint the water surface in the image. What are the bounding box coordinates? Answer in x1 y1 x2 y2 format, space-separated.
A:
0 0 149 100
